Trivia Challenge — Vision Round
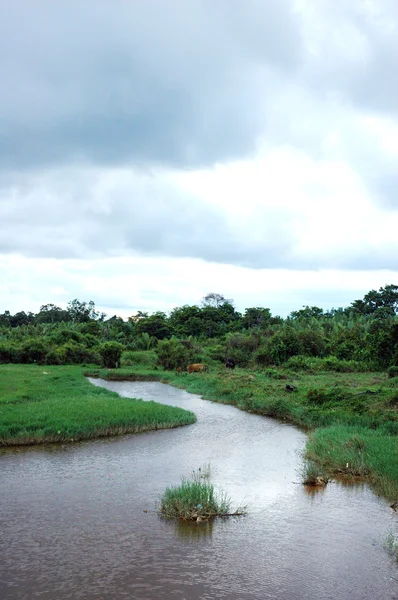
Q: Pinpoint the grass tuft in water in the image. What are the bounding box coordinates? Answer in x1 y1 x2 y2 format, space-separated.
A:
302 461 329 486
386 531 398 561
160 467 246 521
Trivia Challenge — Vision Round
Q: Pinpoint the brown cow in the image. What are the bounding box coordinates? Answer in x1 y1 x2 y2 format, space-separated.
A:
187 363 207 374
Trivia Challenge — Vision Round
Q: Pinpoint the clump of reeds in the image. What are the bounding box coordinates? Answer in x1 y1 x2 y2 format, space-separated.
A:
159 466 246 521
386 531 398 561
302 460 329 486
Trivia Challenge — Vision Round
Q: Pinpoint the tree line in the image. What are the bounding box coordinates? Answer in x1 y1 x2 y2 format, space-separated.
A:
1 287 398 371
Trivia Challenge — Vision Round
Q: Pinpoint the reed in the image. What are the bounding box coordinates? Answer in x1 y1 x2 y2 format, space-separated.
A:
159 467 245 521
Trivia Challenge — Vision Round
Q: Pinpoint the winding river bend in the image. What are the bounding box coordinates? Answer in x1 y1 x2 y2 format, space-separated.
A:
1 380 397 599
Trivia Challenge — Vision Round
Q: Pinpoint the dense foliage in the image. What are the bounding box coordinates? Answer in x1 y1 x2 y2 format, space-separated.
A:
1 286 398 371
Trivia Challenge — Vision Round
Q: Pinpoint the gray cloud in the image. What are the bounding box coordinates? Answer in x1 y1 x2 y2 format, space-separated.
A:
1 0 398 275
1 166 397 271
0 0 301 169
0 167 299 267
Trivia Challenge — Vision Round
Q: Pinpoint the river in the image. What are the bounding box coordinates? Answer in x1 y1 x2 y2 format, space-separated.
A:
0 379 397 599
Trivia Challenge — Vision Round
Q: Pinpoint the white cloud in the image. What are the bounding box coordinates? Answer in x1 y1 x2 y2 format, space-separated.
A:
1 254 397 318
1 0 398 315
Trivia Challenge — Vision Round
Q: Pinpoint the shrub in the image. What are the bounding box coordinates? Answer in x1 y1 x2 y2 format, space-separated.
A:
156 338 198 371
306 387 353 406
61 341 100 364
44 348 67 365
19 339 50 364
225 332 261 367
262 328 303 365
388 366 398 378
0 342 19 363
285 355 319 371
121 350 157 367
50 328 84 346
99 342 124 368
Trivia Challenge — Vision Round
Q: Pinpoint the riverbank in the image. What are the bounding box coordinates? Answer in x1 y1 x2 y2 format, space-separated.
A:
87 365 398 502
0 364 196 446
2 363 397 502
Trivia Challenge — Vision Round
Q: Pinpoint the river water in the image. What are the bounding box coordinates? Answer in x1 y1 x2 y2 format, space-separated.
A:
0 380 397 599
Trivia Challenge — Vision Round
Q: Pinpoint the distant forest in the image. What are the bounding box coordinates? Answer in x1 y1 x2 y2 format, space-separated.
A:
1 286 398 371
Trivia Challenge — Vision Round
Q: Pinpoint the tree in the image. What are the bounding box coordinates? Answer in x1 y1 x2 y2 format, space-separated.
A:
289 306 324 320
201 293 233 308
169 305 204 337
242 307 272 329
36 304 71 324
9 311 35 327
350 284 398 317
99 342 124 368
134 312 171 340
67 299 99 323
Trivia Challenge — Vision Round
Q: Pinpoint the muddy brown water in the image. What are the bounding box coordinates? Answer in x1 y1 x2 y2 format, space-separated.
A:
0 380 397 600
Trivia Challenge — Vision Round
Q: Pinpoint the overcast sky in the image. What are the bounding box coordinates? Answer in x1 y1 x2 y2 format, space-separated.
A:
1 0 397 318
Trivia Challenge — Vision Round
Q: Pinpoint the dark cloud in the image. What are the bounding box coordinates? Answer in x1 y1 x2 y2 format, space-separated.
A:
0 0 301 169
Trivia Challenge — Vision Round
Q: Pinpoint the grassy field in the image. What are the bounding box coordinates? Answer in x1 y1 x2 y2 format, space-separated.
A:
87 362 398 501
2 360 397 502
0 364 196 446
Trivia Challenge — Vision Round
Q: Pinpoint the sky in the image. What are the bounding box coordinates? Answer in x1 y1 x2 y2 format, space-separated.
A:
1 0 397 319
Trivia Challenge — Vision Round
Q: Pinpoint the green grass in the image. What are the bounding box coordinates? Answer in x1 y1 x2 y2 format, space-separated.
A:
0 364 196 446
3 360 398 503
386 530 398 561
90 360 398 502
305 425 398 499
159 466 243 521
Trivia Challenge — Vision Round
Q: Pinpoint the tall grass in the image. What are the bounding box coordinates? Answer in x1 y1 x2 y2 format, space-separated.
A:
0 364 196 446
304 425 398 499
160 467 242 521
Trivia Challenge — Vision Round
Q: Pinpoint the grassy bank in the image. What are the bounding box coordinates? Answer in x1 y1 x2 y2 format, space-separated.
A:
0 364 196 446
2 361 397 502
87 363 398 501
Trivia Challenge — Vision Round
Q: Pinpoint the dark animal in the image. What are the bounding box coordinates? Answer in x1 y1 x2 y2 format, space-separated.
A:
225 358 235 369
286 384 296 392
187 363 206 374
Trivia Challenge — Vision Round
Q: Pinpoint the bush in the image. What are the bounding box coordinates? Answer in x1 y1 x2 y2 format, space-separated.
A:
0 342 19 363
44 348 67 365
61 341 100 365
19 339 50 364
225 332 261 367
121 350 157 367
262 328 303 365
306 387 353 406
388 366 398 378
156 337 198 371
99 342 124 368
50 328 84 346
285 355 319 371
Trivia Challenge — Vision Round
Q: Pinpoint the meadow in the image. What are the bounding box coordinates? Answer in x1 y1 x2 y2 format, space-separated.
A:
0 364 196 446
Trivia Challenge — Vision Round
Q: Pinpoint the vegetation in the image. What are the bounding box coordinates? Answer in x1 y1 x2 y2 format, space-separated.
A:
1 285 398 501
159 466 245 521
386 531 398 562
0 364 196 446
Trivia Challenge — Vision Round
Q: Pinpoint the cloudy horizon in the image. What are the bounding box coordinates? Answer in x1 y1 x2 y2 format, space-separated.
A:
1 0 397 318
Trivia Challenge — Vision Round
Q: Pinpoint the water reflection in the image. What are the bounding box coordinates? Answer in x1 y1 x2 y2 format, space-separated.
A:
174 519 215 540
0 380 396 600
